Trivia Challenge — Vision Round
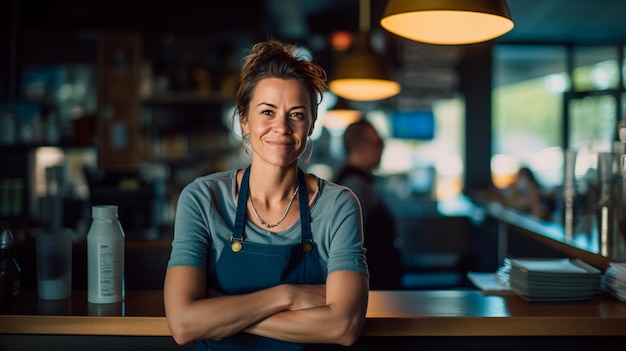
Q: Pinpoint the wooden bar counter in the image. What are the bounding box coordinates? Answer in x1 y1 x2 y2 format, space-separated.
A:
2 289 626 337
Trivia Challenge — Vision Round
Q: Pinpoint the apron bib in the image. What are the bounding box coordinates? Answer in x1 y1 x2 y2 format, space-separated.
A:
196 167 327 351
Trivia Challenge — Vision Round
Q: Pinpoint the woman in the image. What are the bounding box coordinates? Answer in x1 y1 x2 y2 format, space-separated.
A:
164 39 369 350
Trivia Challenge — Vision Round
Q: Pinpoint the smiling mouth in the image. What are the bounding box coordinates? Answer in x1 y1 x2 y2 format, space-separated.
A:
267 140 294 147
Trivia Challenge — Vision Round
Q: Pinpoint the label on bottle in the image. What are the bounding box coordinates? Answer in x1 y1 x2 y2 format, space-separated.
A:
96 242 122 298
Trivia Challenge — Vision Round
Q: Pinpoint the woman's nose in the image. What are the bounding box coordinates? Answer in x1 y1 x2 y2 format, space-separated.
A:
273 115 292 132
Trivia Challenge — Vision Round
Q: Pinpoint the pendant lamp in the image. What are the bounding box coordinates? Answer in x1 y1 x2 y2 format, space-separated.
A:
323 97 363 131
328 0 401 101
381 0 514 45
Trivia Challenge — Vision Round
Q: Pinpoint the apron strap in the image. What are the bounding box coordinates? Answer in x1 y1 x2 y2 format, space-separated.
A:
232 166 251 241
232 166 312 243
297 168 313 242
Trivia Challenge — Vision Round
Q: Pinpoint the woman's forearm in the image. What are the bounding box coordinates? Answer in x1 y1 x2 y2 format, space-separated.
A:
175 287 293 342
166 268 297 345
244 303 364 346
166 269 367 346
243 271 369 346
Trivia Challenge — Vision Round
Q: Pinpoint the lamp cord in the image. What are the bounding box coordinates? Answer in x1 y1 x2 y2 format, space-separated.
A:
359 0 370 32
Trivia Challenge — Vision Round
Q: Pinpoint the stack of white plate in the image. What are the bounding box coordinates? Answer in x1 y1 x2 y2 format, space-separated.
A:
509 258 602 301
601 263 626 302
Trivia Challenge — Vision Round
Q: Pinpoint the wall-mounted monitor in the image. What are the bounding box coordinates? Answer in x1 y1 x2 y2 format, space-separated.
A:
391 110 435 140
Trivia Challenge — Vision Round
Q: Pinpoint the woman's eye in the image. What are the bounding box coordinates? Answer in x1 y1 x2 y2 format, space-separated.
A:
261 110 273 116
290 112 305 119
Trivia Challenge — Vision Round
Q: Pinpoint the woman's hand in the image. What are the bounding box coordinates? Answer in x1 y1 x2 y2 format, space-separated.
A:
208 283 326 311
208 284 326 311
284 284 326 311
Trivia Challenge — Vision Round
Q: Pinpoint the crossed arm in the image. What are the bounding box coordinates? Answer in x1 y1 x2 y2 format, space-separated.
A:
164 266 369 346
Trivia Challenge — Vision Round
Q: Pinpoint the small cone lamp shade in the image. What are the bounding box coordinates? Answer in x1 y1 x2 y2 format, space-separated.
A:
381 0 514 45
323 98 363 131
328 0 401 102
328 32 401 101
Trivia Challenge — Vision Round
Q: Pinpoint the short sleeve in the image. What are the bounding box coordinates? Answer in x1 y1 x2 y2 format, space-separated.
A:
322 185 369 277
167 181 210 269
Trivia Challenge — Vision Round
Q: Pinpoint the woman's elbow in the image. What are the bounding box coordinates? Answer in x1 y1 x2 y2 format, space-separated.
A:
337 332 361 347
168 317 198 346
168 315 231 345
332 317 365 346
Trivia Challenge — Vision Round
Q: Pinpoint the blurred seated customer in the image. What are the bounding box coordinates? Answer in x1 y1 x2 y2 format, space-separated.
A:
335 120 402 290
502 166 553 221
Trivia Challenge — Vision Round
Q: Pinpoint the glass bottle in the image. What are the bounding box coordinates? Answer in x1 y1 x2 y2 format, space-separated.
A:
0 228 21 303
87 205 125 304
596 152 620 257
562 149 577 240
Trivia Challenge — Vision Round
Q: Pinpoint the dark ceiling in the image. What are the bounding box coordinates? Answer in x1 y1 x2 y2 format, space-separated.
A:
9 0 626 99
503 0 626 44
14 0 626 45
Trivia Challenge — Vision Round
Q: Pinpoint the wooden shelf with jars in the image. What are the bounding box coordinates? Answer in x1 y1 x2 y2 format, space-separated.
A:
139 92 238 163
96 32 241 166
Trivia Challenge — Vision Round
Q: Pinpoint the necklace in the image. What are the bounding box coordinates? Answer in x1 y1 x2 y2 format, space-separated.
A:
249 186 300 229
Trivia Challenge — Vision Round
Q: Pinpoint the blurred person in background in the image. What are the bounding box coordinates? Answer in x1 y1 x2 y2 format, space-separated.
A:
335 120 403 290
502 166 554 221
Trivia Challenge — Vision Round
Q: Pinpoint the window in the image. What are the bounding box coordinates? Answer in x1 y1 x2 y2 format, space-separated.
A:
492 43 626 196
492 45 566 189
572 46 619 91
569 94 617 153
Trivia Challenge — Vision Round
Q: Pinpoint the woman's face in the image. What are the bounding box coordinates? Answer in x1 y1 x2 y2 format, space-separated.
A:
356 127 384 170
241 78 313 167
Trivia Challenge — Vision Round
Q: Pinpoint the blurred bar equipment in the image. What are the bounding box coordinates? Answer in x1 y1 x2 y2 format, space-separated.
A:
614 154 626 260
596 152 616 257
44 165 65 229
563 149 577 240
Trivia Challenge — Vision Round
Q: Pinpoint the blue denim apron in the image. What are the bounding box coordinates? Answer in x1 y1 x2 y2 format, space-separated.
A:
195 167 328 351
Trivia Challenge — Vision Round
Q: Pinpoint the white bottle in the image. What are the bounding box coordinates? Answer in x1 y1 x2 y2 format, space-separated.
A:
87 205 125 303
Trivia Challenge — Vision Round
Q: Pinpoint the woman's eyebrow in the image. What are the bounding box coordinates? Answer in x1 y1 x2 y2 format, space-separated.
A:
289 105 308 110
256 102 277 108
255 102 308 111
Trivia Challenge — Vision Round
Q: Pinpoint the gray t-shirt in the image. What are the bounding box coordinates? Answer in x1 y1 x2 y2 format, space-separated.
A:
167 169 368 280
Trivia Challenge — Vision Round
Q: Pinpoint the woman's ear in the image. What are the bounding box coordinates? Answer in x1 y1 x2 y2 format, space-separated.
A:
240 120 249 136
